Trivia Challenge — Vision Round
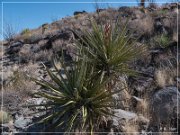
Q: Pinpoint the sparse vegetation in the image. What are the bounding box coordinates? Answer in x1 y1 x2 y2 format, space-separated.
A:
6 69 35 97
42 23 49 34
154 67 176 88
154 34 171 48
21 28 31 35
74 14 82 19
123 120 139 135
150 10 169 18
136 98 149 117
20 28 32 42
3 22 17 41
0 111 11 124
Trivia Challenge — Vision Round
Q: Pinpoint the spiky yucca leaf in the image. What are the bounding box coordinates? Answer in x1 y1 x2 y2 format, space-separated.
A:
75 19 143 81
32 56 119 134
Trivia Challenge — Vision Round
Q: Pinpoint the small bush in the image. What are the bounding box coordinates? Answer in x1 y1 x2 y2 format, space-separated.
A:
154 67 176 88
21 28 31 35
123 121 139 134
20 28 32 42
6 70 36 97
154 34 171 48
42 23 49 34
74 14 81 19
151 10 168 17
33 50 53 62
3 22 17 41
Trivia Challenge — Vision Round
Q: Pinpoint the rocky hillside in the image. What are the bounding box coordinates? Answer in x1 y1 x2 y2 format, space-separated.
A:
0 3 179 134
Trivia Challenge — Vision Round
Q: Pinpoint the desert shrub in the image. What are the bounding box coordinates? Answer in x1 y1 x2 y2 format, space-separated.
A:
28 34 44 43
122 120 139 134
6 69 36 97
42 23 49 34
151 9 168 18
155 57 176 88
112 76 131 110
52 39 64 52
33 50 53 62
136 99 149 117
23 62 41 78
3 22 17 41
21 28 32 42
21 28 31 35
128 15 154 38
154 34 171 48
74 14 82 19
154 67 176 88
19 43 51 63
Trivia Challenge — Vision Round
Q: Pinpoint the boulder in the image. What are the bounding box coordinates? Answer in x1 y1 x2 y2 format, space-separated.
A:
149 87 180 131
14 116 32 129
5 41 23 54
112 109 149 127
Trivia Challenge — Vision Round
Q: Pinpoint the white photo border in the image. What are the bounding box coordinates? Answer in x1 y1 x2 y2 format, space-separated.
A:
1 1 179 134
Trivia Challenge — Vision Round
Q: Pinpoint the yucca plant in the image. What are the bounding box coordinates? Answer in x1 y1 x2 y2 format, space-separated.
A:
31 56 120 134
75 19 143 85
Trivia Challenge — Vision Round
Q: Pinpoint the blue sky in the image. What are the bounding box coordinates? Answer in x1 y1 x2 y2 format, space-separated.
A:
0 0 178 39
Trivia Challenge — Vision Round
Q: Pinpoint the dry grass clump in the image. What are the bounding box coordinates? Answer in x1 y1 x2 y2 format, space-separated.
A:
136 99 150 118
0 46 4 58
122 120 139 135
23 62 41 78
52 39 64 52
4 69 37 98
38 39 48 46
20 28 32 42
33 50 53 62
113 76 131 110
154 34 171 48
128 15 154 38
0 111 11 124
19 45 52 64
154 67 176 88
19 46 33 63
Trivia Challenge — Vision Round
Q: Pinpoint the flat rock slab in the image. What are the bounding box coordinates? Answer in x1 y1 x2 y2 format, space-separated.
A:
14 117 32 129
